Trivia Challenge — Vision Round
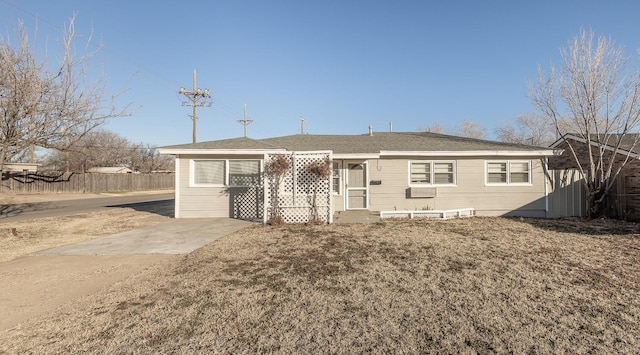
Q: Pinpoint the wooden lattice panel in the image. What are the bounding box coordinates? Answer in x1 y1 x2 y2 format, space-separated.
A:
231 186 263 221
264 152 332 224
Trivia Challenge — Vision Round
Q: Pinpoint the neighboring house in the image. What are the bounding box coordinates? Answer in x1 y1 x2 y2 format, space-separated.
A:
549 133 640 220
159 131 559 223
87 167 133 174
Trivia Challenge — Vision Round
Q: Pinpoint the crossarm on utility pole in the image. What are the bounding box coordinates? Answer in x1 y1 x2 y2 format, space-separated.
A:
178 69 212 143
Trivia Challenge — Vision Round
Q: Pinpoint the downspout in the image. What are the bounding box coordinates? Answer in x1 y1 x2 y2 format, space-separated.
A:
174 155 181 218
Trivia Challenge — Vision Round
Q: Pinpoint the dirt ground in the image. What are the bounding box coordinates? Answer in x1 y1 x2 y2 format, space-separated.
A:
0 192 176 330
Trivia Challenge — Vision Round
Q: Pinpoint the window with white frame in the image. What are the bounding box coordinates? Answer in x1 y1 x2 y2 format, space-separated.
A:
410 161 455 185
229 160 260 186
332 161 341 194
192 159 260 187
434 162 455 184
193 160 225 186
410 162 431 184
486 160 531 185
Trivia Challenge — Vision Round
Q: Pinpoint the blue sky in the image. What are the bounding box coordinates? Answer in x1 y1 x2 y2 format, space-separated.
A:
2 1 640 146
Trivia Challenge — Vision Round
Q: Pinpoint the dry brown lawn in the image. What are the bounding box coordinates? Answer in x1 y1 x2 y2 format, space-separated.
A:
1 216 639 353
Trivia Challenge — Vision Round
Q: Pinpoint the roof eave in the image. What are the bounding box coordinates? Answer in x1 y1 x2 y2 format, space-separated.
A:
551 134 640 159
158 148 287 155
332 153 381 159
379 150 559 157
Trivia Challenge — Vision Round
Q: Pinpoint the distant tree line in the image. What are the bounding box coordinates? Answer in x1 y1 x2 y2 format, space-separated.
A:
39 129 174 173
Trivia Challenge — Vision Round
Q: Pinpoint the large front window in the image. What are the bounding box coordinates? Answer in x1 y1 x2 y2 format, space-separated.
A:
192 159 260 187
410 161 456 185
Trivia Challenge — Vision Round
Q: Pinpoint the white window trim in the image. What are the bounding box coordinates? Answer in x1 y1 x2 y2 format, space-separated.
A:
485 160 532 186
190 159 261 187
408 160 457 187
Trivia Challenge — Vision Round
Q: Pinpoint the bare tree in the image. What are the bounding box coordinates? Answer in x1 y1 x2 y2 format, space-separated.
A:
0 15 130 172
530 28 640 216
130 143 175 173
418 122 448 134
456 119 486 139
495 113 559 146
419 120 487 139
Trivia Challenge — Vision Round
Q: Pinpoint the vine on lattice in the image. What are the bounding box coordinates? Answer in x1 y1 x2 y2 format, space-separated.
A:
264 154 291 225
307 158 332 224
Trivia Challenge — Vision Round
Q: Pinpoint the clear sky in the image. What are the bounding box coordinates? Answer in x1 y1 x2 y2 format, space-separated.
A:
1 0 640 146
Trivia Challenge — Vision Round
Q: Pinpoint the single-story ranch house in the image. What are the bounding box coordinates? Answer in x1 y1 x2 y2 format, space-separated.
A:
158 131 559 223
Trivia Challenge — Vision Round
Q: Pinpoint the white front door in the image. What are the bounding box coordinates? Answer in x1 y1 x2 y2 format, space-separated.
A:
346 162 368 209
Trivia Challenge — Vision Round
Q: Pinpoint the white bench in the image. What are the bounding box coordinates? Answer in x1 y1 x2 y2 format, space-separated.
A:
380 208 475 220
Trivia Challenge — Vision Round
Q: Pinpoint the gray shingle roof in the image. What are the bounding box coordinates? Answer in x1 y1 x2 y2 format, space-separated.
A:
552 133 640 155
262 132 546 153
161 132 551 153
161 137 282 150
589 134 640 155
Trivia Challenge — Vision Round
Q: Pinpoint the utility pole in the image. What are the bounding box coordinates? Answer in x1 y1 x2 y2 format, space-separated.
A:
178 70 212 143
236 104 254 137
300 116 306 134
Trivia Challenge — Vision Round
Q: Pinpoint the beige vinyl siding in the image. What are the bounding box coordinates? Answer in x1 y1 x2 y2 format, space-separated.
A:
176 154 264 218
366 157 547 217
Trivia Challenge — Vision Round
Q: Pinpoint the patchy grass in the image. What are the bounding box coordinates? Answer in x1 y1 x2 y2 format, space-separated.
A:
1 217 639 353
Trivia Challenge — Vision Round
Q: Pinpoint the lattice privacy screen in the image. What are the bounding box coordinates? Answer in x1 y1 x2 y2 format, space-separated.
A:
264 152 333 224
231 186 264 221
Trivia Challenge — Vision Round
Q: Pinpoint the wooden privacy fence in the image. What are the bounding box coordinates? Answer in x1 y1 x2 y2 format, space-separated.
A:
0 172 175 194
604 174 640 221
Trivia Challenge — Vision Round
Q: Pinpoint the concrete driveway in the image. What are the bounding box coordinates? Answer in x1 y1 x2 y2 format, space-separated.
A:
1 218 253 331
35 218 253 256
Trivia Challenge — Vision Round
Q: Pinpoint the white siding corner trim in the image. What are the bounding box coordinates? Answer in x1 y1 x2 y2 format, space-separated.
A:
174 157 181 218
